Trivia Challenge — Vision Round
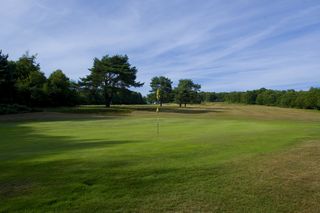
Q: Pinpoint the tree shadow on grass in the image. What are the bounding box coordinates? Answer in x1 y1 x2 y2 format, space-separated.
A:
0 121 152 208
0 121 188 211
1 119 319 212
0 123 142 162
0 144 235 212
0 111 130 122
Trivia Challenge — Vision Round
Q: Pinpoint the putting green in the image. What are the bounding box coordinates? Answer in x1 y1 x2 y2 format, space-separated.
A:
1 104 320 212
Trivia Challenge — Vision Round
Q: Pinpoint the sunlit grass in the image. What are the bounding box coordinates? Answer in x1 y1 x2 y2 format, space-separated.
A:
1 104 320 212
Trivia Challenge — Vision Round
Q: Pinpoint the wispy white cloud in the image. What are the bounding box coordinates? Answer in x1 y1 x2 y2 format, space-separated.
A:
0 0 320 94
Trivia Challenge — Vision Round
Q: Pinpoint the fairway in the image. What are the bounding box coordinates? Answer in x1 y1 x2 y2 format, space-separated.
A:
1 104 320 212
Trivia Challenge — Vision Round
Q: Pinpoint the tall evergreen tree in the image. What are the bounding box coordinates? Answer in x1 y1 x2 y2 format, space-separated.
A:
84 55 143 107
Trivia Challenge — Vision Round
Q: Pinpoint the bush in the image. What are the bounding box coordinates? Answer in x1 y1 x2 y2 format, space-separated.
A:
52 106 132 114
0 104 36 115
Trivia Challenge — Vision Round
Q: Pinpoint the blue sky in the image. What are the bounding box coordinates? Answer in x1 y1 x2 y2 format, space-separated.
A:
1 0 320 94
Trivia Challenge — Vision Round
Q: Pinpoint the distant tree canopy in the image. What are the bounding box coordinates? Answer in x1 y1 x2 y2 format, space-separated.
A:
112 89 146 105
202 88 320 110
149 76 173 106
0 50 145 111
81 55 143 107
1 49 320 112
0 50 14 104
173 79 201 107
46 70 79 106
198 92 225 102
15 53 47 106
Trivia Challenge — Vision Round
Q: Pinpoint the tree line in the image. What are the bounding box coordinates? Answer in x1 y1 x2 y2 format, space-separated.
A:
147 76 201 107
1 49 319 111
0 50 202 110
199 88 320 110
146 77 320 110
0 50 146 110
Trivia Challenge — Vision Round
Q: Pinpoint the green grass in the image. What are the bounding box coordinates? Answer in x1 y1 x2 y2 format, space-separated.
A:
1 104 320 212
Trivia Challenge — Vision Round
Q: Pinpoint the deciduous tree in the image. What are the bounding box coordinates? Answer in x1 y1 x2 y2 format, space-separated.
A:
174 79 200 107
149 76 173 106
47 70 78 106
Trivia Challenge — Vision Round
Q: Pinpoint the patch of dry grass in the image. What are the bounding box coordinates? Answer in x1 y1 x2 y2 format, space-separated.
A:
220 140 320 213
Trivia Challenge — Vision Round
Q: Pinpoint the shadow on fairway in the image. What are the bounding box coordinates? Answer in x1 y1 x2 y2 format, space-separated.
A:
0 123 142 162
0 122 181 211
0 111 130 122
2 120 320 212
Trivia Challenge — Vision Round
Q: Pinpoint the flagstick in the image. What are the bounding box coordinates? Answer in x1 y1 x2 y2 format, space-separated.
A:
156 88 161 137
157 108 159 136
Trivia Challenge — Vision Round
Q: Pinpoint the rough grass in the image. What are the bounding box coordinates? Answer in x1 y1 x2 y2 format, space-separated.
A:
48 105 132 114
0 103 320 212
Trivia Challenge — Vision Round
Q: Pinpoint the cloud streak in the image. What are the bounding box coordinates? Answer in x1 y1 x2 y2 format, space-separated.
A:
1 0 320 94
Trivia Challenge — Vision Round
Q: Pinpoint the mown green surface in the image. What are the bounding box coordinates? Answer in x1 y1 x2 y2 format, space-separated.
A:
1 104 320 212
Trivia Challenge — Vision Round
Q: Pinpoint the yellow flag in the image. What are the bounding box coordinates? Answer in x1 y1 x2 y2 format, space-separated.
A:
155 89 160 135
156 88 161 101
